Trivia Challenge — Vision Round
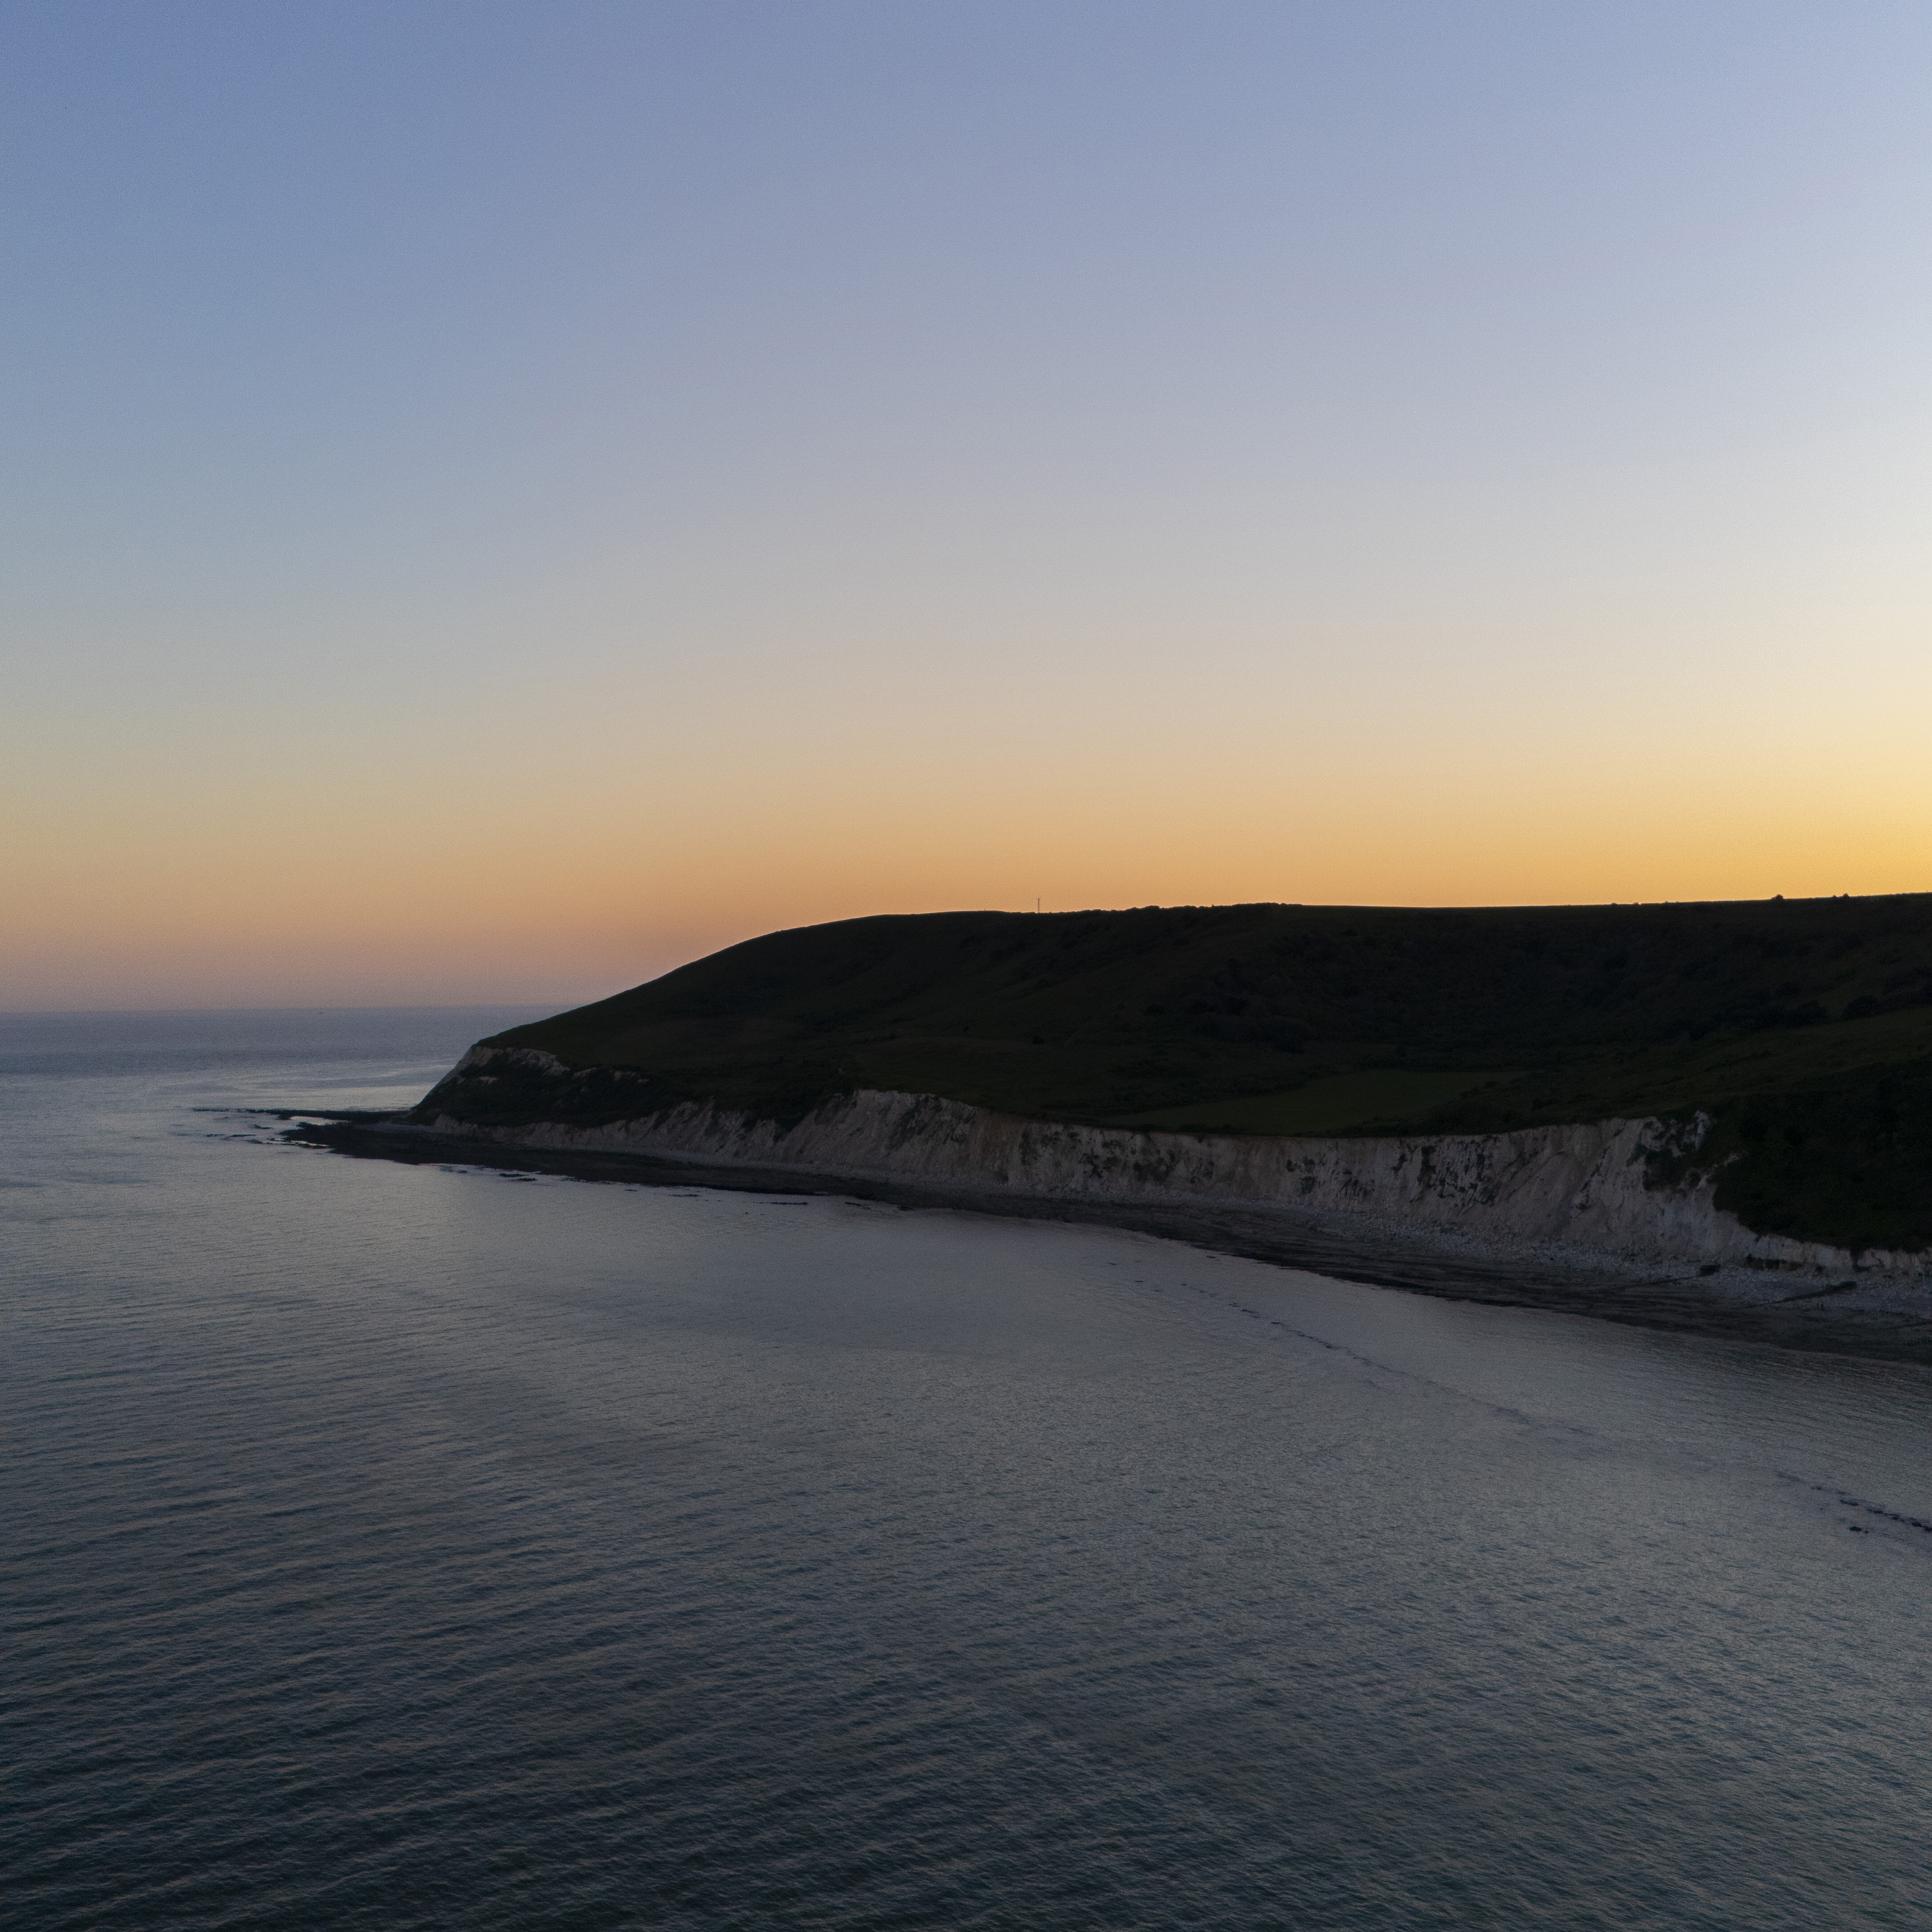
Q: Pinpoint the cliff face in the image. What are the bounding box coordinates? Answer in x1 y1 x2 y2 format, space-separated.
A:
414 1047 1927 1278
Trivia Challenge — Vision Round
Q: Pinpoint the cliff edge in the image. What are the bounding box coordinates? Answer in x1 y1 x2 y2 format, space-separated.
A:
412 1046 1930 1287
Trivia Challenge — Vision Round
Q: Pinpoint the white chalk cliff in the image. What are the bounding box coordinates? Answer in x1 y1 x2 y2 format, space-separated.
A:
417 1047 1928 1279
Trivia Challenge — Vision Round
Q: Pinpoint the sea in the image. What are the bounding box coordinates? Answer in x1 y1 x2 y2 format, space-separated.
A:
6 1007 1930 1931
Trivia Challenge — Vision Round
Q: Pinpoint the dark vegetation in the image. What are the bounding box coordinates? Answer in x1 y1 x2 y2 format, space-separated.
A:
1645 1079 1932 1256
423 894 1932 1252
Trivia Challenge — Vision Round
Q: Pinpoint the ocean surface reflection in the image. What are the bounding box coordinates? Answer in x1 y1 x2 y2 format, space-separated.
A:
6 1010 1929 1929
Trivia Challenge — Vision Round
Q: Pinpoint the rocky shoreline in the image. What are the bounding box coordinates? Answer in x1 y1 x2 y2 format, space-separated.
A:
286 1075 1932 1364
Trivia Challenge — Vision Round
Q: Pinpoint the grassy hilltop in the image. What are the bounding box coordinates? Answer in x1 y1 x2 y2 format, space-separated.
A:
438 894 1932 1252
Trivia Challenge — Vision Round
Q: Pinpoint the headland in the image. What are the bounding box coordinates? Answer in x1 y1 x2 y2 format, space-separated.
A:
296 895 1932 1360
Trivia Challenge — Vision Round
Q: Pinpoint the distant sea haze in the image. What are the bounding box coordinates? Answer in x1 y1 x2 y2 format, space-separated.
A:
7 1008 1931 1929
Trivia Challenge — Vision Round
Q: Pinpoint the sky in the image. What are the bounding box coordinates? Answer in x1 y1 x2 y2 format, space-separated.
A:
4 2 1929 1009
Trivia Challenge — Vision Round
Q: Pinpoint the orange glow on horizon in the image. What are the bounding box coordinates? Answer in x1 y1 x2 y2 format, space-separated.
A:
7 704 1926 1008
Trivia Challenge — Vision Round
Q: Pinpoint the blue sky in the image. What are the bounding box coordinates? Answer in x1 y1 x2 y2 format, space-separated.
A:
5 4 1929 1004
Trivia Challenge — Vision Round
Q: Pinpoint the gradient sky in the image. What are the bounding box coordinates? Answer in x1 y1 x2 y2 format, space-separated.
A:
5 3 1929 1008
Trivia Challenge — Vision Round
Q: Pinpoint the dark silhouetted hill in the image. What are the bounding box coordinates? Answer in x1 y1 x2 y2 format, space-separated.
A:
426 894 1932 1252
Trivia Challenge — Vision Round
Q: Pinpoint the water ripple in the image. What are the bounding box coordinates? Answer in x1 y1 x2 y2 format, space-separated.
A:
6 1010 1931 1929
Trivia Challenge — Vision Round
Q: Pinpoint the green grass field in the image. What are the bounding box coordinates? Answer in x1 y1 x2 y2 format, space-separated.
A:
1109 1069 1520 1135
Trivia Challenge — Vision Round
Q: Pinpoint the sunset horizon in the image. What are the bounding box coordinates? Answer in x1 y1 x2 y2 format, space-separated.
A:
12 13 1932 1925
6 6 1928 1012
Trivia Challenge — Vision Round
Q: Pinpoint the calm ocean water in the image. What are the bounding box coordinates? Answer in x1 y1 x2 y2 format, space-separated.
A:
6 1008 1930 1930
